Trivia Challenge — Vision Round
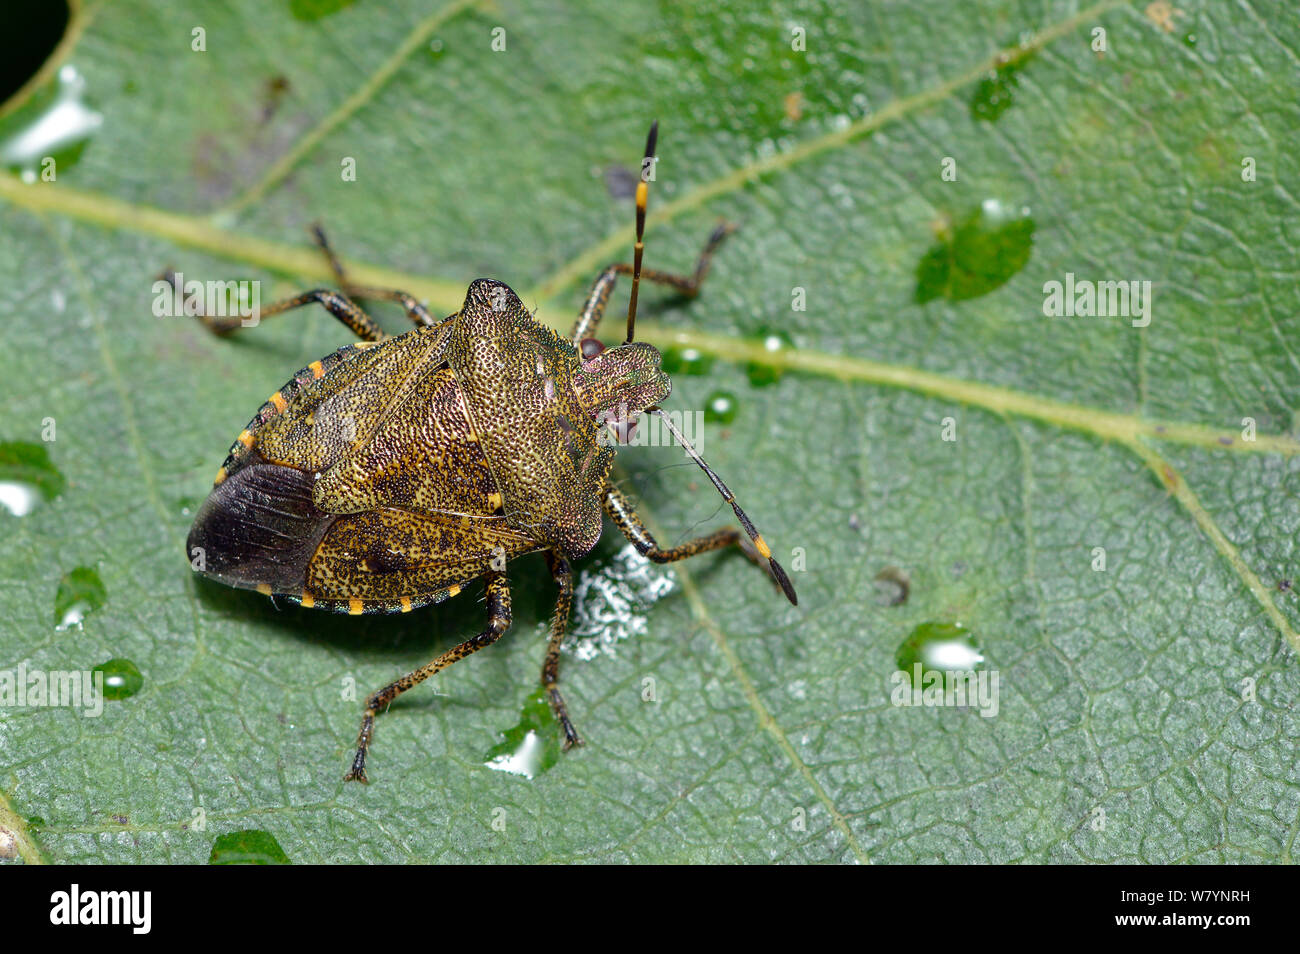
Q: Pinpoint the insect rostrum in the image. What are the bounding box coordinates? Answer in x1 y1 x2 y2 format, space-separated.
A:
182 123 796 783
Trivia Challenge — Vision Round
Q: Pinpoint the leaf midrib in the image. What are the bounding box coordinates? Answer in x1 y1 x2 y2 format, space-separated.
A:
4 174 1294 460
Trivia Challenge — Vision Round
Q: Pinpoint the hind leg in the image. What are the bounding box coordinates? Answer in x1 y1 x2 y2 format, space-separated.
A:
540 552 583 749
345 573 512 783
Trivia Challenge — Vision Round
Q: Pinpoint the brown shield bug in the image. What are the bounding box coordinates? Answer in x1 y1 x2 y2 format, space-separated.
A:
179 123 797 782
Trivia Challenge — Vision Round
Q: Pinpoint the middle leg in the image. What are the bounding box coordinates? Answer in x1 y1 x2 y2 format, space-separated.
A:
160 269 388 341
310 224 442 328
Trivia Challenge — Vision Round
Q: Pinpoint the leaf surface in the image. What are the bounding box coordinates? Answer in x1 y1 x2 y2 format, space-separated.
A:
1 0 1297 864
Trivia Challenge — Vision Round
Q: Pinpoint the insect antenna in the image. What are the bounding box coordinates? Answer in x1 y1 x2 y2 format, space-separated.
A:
648 407 797 605
624 119 658 344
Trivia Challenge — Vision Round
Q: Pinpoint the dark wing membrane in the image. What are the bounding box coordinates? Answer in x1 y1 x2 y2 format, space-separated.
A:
187 455 539 612
187 455 335 593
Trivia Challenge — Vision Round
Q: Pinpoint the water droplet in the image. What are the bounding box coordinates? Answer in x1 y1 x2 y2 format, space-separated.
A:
969 42 1038 122
1184 33 1197 47
288 0 355 21
54 567 106 631
896 622 983 689
745 328 792 386
208 829 291 864
661 345 715 376
704 390 738 424
914 200 1035 303
92 658 143 701
0 441 65 516
0 64 102 181
484 689 561 779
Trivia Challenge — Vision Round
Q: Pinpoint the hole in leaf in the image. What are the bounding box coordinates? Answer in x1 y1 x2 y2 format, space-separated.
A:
0 1 70 106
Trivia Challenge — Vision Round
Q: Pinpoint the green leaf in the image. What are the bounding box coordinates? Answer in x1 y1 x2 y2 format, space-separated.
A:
208 828 292 864
1 0 1298 864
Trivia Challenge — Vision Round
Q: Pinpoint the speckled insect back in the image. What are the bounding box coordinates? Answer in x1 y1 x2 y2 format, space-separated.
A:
180 123 797 783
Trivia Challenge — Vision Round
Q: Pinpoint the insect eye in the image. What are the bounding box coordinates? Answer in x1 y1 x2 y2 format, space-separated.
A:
580 338 605 359
603 414 637 444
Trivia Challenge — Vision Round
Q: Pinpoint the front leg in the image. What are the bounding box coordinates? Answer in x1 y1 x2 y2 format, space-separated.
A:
570 224 735 343
602 480 796 606
604 482 754 565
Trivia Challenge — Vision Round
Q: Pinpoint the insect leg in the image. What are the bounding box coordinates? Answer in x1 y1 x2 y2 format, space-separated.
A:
541 551 583 749
256 288 387 340
161 267 387 341
603 482 796 604
310 224 441 328
570 223 735 343
344 573 512 783
605 482 745 561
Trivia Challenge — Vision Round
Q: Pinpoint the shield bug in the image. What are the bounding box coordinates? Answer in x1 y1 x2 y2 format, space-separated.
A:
181 123 797 782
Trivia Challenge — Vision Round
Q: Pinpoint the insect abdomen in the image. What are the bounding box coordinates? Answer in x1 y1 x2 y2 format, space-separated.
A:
212 340 376 487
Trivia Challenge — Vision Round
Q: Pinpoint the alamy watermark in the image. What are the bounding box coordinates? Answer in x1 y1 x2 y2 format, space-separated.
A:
152 272 262 326
890 666 1000 718
595 404 704 455
50 884 151 934
1043 272 1151 327
0 664 104 717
